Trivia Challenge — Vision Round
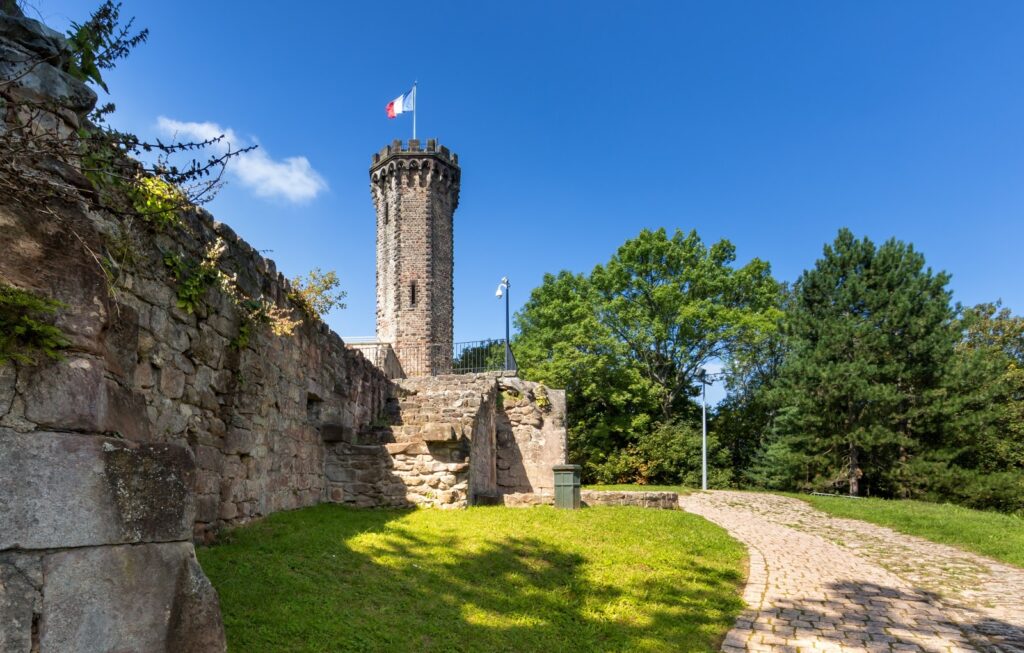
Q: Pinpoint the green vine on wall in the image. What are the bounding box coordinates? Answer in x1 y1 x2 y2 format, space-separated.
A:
0 283 70 365
161 249 217 314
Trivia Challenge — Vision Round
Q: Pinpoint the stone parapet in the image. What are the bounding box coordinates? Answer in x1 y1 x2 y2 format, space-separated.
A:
580 490 681 510
370 138 460 169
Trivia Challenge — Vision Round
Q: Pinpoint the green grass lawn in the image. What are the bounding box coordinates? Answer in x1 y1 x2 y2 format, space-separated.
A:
198 505 745 653
792 494 1024 568
584 484 693 495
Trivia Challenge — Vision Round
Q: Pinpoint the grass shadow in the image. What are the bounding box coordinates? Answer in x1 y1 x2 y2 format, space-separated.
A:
199 504 745 652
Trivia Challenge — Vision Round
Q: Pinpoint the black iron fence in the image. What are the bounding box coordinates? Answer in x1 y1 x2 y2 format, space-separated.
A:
347 339 517 378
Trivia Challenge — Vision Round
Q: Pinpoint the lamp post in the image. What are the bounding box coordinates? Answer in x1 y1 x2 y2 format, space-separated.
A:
495 277 511 370
697 368 708 491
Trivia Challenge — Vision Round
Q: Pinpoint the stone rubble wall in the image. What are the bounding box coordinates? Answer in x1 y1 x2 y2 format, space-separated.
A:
0 9 229 651
496 377 567 499
0 9 568 652
389 374 497 507
323 372 568 509
0 8 386 651
580 490 681 510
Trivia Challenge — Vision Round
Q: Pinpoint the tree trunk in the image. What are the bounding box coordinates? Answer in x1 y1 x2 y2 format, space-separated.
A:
848 444 860 496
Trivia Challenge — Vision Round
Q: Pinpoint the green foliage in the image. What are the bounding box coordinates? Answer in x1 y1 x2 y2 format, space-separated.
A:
590 228 782 419
288 268 347 320
768 229 956 497
0 283 69 365
515 229 780 483
941 302 1024 474
199 504 745 652
162 250 216 314
229 320 252 351
130 176 184 229
518 226 1022 512
65 1 149 93
584 484 693 494
589 420 731 487
453 340 507 373
534 384 551 410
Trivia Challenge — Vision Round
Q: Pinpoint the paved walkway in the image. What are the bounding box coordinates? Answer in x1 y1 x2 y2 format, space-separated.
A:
679 491 1024 653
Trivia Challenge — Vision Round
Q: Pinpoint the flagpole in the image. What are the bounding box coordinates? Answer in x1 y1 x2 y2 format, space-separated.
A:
412 81 417 141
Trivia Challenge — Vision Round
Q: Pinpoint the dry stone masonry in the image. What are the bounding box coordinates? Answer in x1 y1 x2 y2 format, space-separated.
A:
324 373 567 509
0 9 568 651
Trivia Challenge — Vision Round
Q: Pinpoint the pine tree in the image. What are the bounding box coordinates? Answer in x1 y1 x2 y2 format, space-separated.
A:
770 229 955 496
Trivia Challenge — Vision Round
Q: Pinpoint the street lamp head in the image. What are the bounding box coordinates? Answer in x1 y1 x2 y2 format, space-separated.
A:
495 286 503 298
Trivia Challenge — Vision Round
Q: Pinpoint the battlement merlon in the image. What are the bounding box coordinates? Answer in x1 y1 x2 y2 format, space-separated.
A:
370 139 460 171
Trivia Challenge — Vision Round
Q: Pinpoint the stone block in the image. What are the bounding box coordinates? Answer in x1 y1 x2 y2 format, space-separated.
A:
101 379 151 441
102 302 140 380
219 501 237 520
20 356 104 432
420 421 456 441
384 441 428 455
0 363 14 417
0 552 42 653
324 464 355 483
321 422 356 443
0 430 195 549
194 445 223 472
159 365 186 399
223 428 254 455
40 542 225 653
195 494 219 523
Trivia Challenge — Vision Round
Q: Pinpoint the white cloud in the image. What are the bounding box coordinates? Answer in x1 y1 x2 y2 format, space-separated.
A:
156 116 327 203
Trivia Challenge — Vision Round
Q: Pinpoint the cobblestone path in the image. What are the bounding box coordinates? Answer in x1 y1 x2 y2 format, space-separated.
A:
679 491 1024 653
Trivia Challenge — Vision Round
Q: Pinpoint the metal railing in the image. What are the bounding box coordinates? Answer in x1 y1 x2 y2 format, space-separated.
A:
346 339 517 379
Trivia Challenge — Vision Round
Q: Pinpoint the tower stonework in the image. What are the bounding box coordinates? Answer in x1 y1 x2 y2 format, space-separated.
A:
370 139 460 376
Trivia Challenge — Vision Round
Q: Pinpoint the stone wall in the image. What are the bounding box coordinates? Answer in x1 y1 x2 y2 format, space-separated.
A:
0 8 231 651
0 9 568 651
323 373 567 509
0 159 394 538
580 490 681 510
496 377 568 498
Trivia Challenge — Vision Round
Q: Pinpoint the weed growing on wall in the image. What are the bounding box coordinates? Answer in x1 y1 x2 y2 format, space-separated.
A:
288 268 347 321
0 283 69 365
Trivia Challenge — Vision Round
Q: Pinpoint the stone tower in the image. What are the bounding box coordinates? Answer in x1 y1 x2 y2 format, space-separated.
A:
369 139 461 376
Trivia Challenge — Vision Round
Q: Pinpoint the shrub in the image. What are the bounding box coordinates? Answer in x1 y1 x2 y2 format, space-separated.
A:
288 268 346 321
0 283 69 365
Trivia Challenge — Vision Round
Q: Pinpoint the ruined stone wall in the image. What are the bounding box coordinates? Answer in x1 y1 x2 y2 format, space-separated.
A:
496 377 568 498
0 8 234 651
1 183 393 537
0 10 568 650
322 373 567 510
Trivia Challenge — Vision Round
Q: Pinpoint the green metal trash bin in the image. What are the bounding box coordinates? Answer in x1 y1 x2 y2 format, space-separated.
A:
553 464 581 509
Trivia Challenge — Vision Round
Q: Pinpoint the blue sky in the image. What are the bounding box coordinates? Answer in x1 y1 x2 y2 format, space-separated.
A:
29 1 1024 349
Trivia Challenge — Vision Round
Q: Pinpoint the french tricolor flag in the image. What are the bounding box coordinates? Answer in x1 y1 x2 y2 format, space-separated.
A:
386 87 416 119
